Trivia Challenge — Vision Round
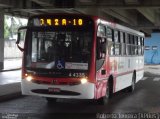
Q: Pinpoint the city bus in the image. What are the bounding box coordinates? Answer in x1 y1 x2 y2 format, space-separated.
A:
16 14 144 104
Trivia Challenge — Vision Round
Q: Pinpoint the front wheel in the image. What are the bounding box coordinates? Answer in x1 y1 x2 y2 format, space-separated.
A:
97 81 112 105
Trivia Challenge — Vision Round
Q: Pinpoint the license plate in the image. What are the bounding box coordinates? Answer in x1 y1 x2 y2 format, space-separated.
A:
48 88 61 93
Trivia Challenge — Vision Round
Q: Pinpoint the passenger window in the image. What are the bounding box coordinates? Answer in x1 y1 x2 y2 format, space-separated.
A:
138 37 142 55
108 42 115 55
126 34 132 55
134 36 138 55
120 32 125 56
130 35 134 55
135 36 138 45
120 32 124 43
96 25 107 70
114 30 119 43
114 31 121 55
97 25 106 37
106 28 113 41
107 28 114 56
138 37 141 45
141 37 144 55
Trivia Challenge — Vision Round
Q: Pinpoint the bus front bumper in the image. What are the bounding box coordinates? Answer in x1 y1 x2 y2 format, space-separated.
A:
21 79 95 99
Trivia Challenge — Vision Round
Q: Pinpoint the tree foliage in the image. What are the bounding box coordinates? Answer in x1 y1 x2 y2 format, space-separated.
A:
4 18 10 39
4 15 27 40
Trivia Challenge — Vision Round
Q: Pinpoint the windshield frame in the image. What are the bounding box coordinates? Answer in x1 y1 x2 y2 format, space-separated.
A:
24 25 94 77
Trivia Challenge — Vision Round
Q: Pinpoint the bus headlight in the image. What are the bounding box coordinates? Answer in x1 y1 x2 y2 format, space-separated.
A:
81 78 88 84
26 76 33 82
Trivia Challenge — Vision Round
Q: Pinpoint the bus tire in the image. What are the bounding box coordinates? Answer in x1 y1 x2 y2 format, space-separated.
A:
128 72 136 92
97 79 113 105
46 97 57 103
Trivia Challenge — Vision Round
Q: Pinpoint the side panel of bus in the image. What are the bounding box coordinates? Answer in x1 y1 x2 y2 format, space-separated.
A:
114 56 144 92
95 20 144 99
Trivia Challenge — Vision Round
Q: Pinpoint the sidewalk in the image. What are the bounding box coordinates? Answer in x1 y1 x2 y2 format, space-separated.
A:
3 58 22 71
0 59 22 101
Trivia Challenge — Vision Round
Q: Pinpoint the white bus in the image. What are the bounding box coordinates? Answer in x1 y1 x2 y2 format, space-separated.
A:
16 14 144 104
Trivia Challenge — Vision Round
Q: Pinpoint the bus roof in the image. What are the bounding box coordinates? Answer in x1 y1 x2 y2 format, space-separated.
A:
92 16 145 37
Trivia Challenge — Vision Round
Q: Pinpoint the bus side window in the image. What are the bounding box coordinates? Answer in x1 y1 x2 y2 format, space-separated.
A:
120 32 126 56
141 37 144 55
126 34 130 55
97 25 106 37
134 36 138 55
130 35 135 55
138 37 142 55
96 25 106 59
107 28 114 56
106 27 112 41
128 34 132 55
96 25 107 70
114 30 121 55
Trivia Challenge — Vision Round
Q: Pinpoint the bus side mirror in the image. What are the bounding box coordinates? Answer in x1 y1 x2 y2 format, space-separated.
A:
16 32 21 44
97 37 107 59
16 27 27 52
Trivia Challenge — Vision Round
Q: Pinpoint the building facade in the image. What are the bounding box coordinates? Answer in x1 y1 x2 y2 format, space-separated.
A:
144 33 160 64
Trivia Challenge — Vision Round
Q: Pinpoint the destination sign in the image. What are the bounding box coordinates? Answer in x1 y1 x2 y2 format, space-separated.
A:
29 15 93 28
32 18 83 26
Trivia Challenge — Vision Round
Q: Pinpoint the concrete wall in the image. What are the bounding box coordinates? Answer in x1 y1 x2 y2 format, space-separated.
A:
0 11 4 70
144 33 160 64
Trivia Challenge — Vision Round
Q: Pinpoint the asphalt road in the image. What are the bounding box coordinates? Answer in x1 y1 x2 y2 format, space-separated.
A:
0 72 159 119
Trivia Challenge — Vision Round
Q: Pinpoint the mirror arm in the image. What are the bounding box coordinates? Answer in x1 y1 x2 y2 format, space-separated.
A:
17 44 24 52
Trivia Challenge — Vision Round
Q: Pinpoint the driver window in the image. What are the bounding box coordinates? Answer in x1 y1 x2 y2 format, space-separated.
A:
96 25 107 70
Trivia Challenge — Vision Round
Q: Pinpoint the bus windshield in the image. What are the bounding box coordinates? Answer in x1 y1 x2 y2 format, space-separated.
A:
26 29 93 71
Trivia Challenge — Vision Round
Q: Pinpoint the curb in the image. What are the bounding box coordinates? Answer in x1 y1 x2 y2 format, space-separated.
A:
0 68 21 72
0 82 22 102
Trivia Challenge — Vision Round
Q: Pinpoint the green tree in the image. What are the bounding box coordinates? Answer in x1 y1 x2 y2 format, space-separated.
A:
4 15 27 40
4 16 10 39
